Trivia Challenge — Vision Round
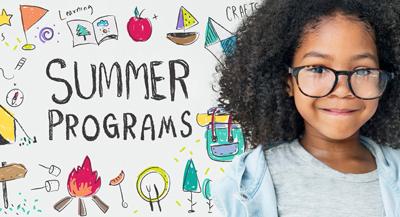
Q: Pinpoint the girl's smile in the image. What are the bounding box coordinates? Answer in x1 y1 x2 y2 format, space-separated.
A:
286 12 379 173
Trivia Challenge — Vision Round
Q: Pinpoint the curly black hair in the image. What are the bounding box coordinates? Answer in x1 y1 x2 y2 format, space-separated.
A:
216 0 400 149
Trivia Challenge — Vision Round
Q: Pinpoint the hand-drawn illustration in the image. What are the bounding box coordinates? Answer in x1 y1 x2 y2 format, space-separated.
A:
127 7 152 42
15 57 27 70
6 89 24 107
1 33 5 41
0 192 42 215
2 37 23 51
31 180 60 192
167 6 199 46
38 27 54 43
109 170 128 208
58 5 94 21
0 162 27 209
20 5 48 50
1 67 14 80
202 178 213 213
0 105 36 146
153 14 158 20
0 9 12 27
204 17 237 64
182 159 201 213
39 163 61 177
67 15 118 47
136 167 170 212
196 107 245 162
54 156 109 216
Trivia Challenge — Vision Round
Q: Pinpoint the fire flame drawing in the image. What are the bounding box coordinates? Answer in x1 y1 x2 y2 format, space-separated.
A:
67 156 101 197
54 156 109 216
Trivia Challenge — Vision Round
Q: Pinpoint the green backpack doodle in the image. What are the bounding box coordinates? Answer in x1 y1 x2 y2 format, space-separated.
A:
205 108 245 162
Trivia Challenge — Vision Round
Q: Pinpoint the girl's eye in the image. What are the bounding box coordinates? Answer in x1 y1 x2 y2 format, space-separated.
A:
355 68 372 76
305 66 327 74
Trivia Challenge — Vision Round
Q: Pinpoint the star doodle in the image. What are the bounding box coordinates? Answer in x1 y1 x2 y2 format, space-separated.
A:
0 9 12 26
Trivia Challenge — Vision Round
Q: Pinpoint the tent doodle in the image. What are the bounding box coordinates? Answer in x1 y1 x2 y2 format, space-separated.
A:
0 105 36 146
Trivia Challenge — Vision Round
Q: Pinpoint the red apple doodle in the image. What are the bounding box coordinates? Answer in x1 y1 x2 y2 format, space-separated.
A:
127 7 152 42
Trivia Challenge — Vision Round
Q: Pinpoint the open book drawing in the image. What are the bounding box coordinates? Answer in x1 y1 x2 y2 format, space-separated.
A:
67 15 118 47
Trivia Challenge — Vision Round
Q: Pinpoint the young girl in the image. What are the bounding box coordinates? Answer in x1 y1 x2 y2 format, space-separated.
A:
212 0 400 216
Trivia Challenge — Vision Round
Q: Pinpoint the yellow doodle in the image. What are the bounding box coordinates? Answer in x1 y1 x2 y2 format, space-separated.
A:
0 9 12 26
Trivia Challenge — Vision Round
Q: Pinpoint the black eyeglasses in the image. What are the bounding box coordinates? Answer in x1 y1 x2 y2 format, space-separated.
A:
288 65 395 100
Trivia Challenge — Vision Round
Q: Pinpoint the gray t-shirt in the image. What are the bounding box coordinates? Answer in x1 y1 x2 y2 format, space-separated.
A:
265 138 384 217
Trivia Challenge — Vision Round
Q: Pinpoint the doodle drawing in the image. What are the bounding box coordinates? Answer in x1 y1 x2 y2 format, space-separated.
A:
0 9 12 27
0 162 27 209
167 6 199 46
196 107 245 162
109 170 128 208
136 167 170 212
67 15 118 47
127 7 152 42
19 5 48 50
54 156 109 216
204 17 237 64
182 159 201 213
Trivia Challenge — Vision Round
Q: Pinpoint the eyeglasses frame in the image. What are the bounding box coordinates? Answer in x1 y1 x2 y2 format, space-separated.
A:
288 65 395 100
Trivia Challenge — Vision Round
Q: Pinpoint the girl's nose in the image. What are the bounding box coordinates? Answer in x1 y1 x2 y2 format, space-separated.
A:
329 73 354 98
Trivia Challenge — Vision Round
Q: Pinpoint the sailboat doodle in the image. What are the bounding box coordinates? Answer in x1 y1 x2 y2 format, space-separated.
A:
167 6 199 46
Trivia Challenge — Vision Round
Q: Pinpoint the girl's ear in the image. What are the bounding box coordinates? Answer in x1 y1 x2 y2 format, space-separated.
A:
286 77 294 97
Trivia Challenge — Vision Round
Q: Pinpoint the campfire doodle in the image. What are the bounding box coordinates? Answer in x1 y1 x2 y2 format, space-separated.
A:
54 156 109 216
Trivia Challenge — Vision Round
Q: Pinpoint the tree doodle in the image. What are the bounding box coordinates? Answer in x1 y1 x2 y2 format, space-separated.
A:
182 159 201 213
202 178 213 213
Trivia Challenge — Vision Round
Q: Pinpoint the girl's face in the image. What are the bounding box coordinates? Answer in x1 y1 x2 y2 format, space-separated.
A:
287 13 380 140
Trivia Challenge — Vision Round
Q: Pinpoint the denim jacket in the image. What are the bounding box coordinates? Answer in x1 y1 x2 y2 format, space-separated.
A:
211 135 400 217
